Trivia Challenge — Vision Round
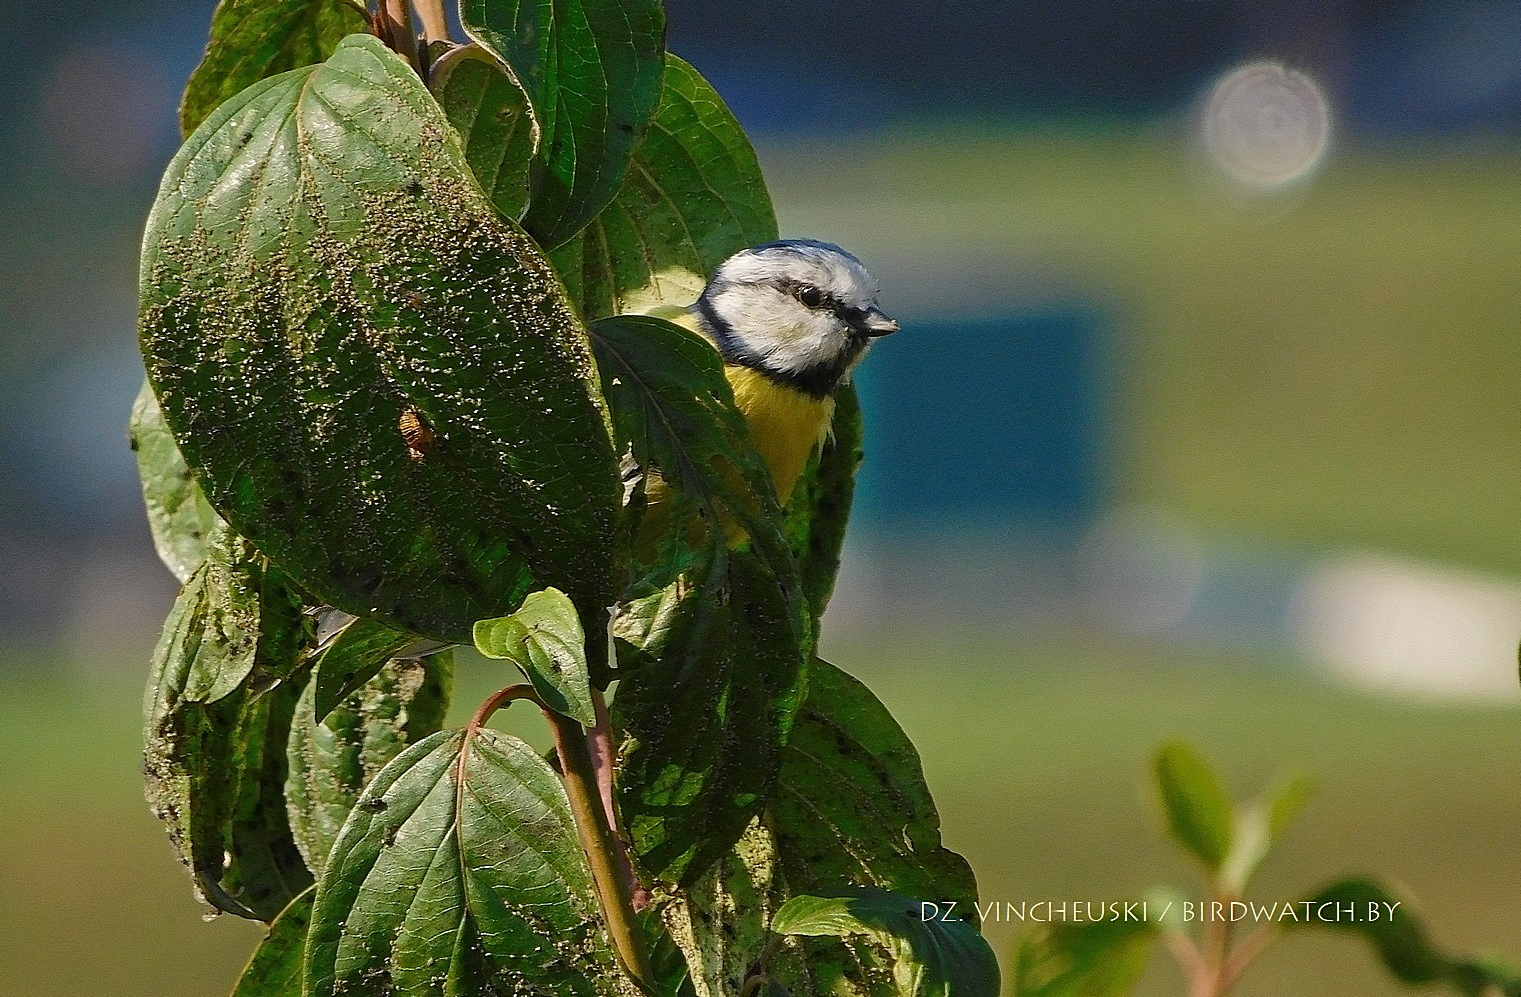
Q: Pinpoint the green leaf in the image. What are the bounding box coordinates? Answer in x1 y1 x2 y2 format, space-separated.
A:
771 888 1000 997
1290 878 1521 996
180 0 366 137
783 385 865 622
549 54 776 320
461 0 667 248
140 34 623 645
1010 919 1152 997
303 728 629 995
178 529 263 704
431 43 537 225
129 379 224 584
772 660 979 910
311 616 428 724
230 885 315 997
143 530 314 920
614 547 809 886
284 652 453 876
661 818 783 997
1267 772 1316 840
595 315 809 885
589 314 785 579
1220 773 1314 896
767 661 976 997
1152 741 1234 874
473 587 596 725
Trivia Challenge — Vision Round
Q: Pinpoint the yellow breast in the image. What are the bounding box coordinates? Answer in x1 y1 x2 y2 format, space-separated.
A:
723 365 834 505
652 303 835 505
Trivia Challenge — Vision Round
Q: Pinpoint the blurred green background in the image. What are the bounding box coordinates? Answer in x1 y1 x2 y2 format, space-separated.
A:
3 1 1520 994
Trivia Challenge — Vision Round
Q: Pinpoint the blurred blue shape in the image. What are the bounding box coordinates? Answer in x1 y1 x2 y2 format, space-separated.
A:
1348 0 1521 135
851 306 1111 532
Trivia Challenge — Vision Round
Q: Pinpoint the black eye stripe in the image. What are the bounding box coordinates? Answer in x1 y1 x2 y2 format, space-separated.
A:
781 279 855 314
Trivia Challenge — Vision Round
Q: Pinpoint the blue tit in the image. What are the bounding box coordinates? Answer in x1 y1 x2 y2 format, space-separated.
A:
654 239 898 511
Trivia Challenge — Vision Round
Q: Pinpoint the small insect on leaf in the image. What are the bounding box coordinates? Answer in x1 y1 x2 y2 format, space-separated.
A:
399 408 435 462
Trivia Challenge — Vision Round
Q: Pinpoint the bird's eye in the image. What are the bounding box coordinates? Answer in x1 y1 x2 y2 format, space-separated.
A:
796 284 824 308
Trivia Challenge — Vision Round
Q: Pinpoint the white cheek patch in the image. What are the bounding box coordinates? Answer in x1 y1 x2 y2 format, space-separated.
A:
711 287 850 375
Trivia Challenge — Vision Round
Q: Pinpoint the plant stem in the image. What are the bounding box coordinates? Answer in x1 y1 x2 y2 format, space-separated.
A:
589 688 650 910
1219 926 1278 993
1205 887 1237 997
546 709 655 986
1162 931 1211 997
411 0 450 44
464 683 653 984
375 0 419 68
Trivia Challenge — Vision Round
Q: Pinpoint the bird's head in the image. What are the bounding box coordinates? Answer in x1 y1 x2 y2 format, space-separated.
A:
696 240 899 398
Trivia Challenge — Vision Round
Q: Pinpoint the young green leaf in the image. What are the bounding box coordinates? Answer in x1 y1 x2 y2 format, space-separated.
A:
460 0 667 248
129 380 223 584
1152 741 1235 875
179 0 367 136
303 728 630 996
1219 773 1314 896
782 386 865 623
1266 772 1315 840
284 653 453 876
549 54 777 320
1289 878 1521 995
177 530 263 705
230 885 315 997
1010 919 1153 997
143 536 313 920
431 44 537 225
771 660 979 910
310 616 429 724
771 888 1000 997
474 587 597 725
141 34 624 646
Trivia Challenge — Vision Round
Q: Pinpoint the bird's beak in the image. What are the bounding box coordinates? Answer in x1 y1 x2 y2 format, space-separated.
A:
856 307 900 338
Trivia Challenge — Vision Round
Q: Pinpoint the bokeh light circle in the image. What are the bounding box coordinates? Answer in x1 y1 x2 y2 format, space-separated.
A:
1203 61 1330 189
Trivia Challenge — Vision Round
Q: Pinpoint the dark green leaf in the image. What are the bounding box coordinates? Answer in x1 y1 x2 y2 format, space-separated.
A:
129 379 224 584
549 54 776 320
311 616 428 724
473 587 595 725
1291 878 1521 996
597 315 809 885
1152 741 1234 873
303 728 629 995
767 661 976 997
180 0 367 137
431 43 537 224
230 885 315 997
772 660 978 910
461 0 666 248
771 888 1000 997
141 34 623 645
143 531 314 920
589 314 785 581
285 652 453 876
782 385 865 623
1010 919 1152 997
614 547 809 886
